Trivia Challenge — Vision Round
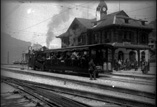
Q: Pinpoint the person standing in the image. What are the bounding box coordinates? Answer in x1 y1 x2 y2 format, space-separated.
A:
88 58 96 80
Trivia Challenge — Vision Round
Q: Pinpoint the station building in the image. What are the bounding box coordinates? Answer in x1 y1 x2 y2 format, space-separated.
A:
148 20 156 50
57 0 153 67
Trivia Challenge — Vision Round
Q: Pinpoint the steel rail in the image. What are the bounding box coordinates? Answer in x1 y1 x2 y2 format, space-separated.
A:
2 80 63 107
2 76 92 107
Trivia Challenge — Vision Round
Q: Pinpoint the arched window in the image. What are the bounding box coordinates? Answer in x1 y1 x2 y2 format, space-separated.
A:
141 51 145 61
118 51 124 61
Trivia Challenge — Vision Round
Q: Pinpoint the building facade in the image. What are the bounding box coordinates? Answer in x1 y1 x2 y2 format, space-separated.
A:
57 0 153 66
148 20 156 50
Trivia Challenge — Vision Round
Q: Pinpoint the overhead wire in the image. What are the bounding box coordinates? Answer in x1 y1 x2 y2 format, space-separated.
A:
10 1 97 35
11 25 68 36
126 5 155 13
10 2 155 35
13 5 76 33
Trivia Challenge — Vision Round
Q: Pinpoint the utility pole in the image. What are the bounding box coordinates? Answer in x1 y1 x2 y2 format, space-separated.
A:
87 5 89 19
119 0 120 11
21 51 25 70
7 51 9 64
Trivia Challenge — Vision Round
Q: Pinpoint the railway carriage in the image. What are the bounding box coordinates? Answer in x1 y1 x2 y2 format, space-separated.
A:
28 44 114 77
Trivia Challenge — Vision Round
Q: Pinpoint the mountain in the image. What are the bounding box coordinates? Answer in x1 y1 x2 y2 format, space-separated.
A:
1 32 31 64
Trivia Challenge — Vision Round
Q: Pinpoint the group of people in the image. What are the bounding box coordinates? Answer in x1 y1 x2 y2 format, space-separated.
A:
46 51 89 68
114 58 138 71
35 51 98 80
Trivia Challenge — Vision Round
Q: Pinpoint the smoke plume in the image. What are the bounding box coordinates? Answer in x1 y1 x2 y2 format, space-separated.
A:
46 2 73 48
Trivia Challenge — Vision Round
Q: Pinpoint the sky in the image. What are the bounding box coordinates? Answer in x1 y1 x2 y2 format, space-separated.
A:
1 0 156 49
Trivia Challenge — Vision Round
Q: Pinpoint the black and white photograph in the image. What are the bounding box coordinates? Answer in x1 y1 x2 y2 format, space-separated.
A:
1 0 156 107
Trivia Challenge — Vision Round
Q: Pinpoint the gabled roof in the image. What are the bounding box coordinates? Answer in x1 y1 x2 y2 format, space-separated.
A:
108 42 150 49
57 10 153 38
107 10 129 17
92 10 128 29
57 17 95 38
76 18 96 29
56 32 68 38
92 10 152 29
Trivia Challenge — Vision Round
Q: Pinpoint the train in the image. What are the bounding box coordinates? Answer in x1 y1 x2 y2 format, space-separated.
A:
28 43 114 77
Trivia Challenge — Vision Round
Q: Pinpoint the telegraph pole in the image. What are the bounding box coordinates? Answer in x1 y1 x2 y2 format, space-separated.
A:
7 51 9 64
119 0 120 11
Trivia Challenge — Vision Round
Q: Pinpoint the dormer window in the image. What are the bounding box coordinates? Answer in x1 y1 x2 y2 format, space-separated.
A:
124 19 129 24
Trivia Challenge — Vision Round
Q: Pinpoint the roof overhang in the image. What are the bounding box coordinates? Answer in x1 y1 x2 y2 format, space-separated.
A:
108 42 151 50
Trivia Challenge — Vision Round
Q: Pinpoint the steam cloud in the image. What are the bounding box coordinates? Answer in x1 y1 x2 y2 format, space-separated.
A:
46 3 73 48
46 2 96 48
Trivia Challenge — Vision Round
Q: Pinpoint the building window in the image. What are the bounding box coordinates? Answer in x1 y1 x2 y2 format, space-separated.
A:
129 32 132 40
118 51 124 61
141 33 147 44
93 32 101 44
106 31 111 43
118 31 123 42
78 35 83 44
124 19 129 24
141 51 145 61
123 31 127 41
102 30 107 43
82 33 87 44
141 21 145 26
113 30 118 42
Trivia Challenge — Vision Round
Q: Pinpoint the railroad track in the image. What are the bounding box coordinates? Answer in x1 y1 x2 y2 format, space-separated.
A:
1 76 155 107
2 68 155 99
1 76 92 107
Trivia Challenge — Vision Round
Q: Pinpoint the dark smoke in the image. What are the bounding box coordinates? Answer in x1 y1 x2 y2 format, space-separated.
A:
46 3 73 48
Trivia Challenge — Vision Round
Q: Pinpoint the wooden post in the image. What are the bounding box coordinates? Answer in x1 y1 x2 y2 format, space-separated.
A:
7 51 9 64
112 48 115 70
137 49 140 67
28 50 30 70
106 48 108 71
